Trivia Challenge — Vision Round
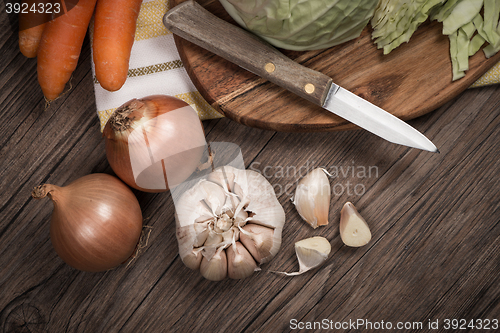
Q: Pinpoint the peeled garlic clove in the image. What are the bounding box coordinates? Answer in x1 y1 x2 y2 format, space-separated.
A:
339 202 372 247
292 168 330 229
239 224 275 263
274 236 331 276
295 236 331 272
227 242 258 279
200 248 227 281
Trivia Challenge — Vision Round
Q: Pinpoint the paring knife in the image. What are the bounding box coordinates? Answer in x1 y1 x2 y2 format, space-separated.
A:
163 1 438 153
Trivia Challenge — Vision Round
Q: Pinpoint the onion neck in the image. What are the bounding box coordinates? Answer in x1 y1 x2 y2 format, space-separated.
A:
109 99 145 132
32 184 60 201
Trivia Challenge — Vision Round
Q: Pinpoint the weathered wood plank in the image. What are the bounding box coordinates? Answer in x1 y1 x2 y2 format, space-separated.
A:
244 87 500 332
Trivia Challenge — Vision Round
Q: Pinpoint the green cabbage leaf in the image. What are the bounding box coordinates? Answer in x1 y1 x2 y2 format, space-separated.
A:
371 0 446 54
372 0 500 81
219 0 379 51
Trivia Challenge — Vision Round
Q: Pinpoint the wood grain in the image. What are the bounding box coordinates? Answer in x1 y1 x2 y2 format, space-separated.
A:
172 0 500 132
1 6 500 333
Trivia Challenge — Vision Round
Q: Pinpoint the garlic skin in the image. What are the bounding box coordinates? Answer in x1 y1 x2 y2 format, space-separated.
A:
293 168 331 229
175 166 285 280
339 202 372 247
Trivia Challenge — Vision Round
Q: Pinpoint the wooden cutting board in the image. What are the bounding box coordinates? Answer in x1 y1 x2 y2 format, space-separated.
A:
172 0 500 132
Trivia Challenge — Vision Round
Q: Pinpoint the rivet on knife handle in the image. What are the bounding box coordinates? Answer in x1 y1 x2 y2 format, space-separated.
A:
163 1 333 106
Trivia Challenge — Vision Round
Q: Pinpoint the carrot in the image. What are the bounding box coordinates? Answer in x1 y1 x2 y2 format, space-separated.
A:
18 0 50 58
93 0 143 91
37 0 97 101
19 24 46 58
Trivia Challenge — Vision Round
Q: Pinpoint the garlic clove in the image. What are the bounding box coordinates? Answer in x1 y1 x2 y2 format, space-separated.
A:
193 221 210 247
176 224 202 266
232 207 248 227
221 228 237 244
214 212 234 233
295 236 331 272
194 215 213 223
292 168 330 229
205 230 223 246
339 202 372 247
273 236 331 276
200 248 227 281
182 248 203 270
227 241 258 279
201 231 224 261
239 224 275 263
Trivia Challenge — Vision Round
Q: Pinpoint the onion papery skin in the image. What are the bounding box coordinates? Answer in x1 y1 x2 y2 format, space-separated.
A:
34 174 143 272
103 95 207 193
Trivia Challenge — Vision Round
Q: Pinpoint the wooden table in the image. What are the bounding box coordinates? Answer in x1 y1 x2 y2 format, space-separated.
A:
1 13 500 333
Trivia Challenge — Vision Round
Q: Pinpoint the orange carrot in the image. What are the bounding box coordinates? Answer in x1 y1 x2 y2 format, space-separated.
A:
93 0 143 91
18 0 51 58
37 0 97 100
19 24 46 58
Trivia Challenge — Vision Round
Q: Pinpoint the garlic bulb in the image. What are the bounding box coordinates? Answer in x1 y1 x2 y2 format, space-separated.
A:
292 168 331 229
175 165 285 281
273 236 331 276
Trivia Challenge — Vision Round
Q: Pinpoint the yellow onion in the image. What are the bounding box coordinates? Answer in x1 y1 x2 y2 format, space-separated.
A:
32 173 143 272
103 95 207 193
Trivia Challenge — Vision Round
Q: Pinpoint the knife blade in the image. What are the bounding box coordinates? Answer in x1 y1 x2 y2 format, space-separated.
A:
163 1 438 152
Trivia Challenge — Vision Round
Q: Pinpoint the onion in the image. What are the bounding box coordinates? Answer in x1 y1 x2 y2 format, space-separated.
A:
32 173 143 272
103 95 207 192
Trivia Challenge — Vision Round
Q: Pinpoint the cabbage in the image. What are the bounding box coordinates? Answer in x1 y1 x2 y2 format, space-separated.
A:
372 0 500 81
433 0 500 79
441 0 483 34
219 0 379 51
371 0 446 54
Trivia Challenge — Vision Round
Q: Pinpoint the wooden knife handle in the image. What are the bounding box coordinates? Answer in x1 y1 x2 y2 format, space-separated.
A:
163 1 333 106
